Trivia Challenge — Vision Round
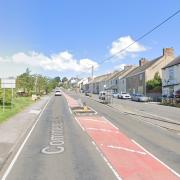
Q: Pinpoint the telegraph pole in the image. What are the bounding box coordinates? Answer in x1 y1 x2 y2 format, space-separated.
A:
91 65 94 79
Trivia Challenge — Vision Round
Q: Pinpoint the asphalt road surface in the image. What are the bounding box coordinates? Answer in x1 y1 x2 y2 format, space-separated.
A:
2 92 180 180
70 92 180 175
3 95 116 180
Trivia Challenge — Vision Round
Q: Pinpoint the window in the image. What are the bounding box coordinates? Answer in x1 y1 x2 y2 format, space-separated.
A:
169 67 174 80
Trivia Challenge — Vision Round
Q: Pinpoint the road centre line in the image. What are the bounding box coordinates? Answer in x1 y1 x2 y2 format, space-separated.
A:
1 96 52 180
101 116 119 130
131 139 180 178
91 141 122 180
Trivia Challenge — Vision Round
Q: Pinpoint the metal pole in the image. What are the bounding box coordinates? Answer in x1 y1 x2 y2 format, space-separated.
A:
3 88 5 112
92 66 94 79
11 88 13 110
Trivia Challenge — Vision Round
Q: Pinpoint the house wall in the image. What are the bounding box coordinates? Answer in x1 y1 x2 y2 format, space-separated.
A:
162 63 180 96
118 78 126 93
146 55 174 81
126 72 145 94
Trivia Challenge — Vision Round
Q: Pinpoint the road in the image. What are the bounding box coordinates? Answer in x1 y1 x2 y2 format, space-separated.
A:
2 95 116 180
2 92 180 180
69 92 180 175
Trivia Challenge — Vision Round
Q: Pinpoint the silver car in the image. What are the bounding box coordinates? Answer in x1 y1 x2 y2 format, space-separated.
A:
131 94 149 102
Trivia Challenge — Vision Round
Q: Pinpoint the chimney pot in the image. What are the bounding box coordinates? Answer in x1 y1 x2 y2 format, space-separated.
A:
139 58 148 66
163 48 174 57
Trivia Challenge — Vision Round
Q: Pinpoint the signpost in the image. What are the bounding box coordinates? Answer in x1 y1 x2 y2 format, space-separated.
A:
1 78 16 112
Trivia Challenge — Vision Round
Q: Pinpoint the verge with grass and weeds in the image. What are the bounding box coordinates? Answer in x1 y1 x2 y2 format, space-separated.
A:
0 96 34 124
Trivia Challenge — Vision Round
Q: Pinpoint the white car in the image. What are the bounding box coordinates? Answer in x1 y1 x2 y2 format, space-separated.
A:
119 92 131 99
55 90 62 96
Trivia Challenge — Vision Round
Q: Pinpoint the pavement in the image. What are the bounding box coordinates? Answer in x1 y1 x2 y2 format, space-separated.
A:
0 95 50 173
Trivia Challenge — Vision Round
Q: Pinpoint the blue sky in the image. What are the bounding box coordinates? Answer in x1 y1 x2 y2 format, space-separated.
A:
0 0 180 78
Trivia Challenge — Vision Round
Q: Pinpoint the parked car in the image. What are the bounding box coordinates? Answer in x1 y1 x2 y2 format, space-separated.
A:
112 92 120 98
85 91 91 97
55 90 62 96
175 90 180 98
131 94 149 102
119 92 131 99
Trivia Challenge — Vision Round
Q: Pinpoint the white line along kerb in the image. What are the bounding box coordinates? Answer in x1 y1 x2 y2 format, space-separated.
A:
1 97 52 180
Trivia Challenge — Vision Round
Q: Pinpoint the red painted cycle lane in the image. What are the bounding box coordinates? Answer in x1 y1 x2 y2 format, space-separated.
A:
63 93 79 108
76 116 180 180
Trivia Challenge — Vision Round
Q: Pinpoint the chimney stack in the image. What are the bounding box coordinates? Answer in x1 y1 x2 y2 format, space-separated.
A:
163 48 174 58
139 58 148 66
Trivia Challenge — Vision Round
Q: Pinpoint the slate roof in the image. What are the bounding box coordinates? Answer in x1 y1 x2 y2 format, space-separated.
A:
126 56 163 78
89 73 110 83
162 56 180 69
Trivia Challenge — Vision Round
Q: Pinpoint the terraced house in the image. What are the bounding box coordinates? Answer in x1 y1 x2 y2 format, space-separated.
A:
125 48 174 95
162 56 180 97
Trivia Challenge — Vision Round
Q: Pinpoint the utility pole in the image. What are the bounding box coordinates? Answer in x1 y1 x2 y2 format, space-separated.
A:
91 65 94 79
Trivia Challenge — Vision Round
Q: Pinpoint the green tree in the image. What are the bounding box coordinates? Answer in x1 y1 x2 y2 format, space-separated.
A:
62 77 68 83
146 72 162 92
16 68 35 95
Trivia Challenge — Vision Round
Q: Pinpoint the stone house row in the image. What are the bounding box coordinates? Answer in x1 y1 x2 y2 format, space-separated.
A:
162 56 180 97
82 48 177 96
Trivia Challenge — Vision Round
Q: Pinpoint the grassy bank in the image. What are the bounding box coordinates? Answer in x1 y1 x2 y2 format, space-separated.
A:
0 97 34 124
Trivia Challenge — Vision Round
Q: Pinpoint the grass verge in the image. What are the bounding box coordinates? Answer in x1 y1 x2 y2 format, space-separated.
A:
0 97 34 124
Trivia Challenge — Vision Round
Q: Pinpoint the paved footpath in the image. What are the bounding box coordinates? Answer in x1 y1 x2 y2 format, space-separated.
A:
64 93 180 180
0 95 50 173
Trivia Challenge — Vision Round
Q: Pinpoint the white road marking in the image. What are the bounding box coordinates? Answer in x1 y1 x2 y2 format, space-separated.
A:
101 116 119 130
131 139 180 178
41 146 64 154
74 117 85 131
69 107 72 114
1 96 52 180
92 141 122 180
86 127 119 133
105 144 146 155
88 106 98 114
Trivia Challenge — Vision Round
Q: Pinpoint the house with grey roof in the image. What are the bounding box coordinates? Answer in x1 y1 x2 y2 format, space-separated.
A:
162 56 180 97
88 73 110 94
125 48 174 95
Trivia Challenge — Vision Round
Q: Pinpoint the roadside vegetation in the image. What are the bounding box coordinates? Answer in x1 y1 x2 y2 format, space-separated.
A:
0 68 62 123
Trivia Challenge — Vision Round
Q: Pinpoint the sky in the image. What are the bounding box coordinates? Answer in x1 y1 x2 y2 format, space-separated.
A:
0 0 180 78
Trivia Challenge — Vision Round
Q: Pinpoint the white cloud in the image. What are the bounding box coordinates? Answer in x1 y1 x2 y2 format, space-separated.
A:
0 51 99 73
110 36 146 59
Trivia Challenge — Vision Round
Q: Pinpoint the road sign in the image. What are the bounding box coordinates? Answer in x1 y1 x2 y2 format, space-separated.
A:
1 78 16 88
1 78 16 112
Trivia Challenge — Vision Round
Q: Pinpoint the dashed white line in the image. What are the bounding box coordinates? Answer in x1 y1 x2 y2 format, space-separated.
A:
131 139 180 178
91 141 122 180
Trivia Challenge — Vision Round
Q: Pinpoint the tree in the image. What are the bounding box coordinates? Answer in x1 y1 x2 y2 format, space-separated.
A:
146 72 162 92
54 76 61 83
16 68 35 95
62 77 68 83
